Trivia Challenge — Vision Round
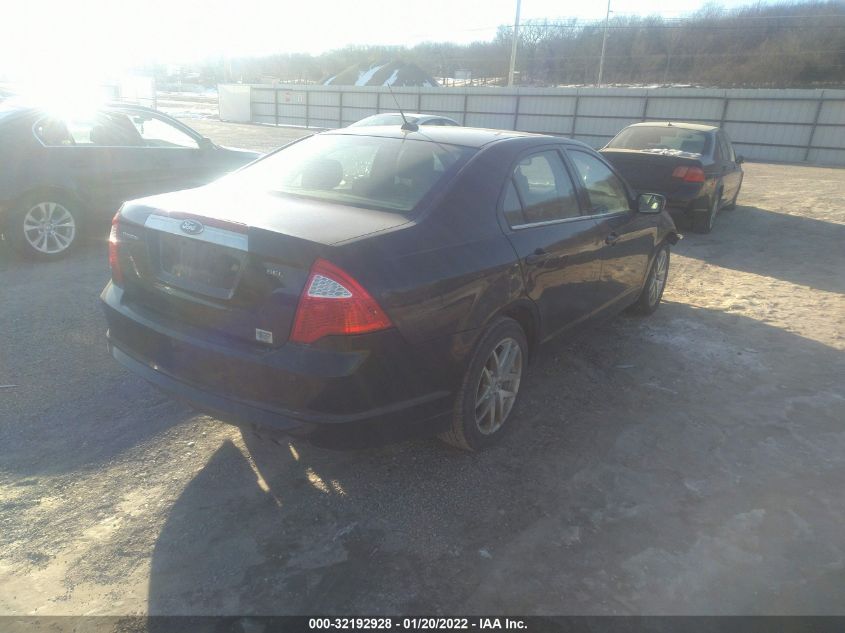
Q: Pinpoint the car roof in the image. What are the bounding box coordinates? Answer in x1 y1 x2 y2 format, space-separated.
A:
626 121 718 132
324 125 588 150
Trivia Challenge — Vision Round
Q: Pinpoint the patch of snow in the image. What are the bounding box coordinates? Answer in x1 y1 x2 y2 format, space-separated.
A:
324 75 336 86
355 64 386 87
384 69 400 87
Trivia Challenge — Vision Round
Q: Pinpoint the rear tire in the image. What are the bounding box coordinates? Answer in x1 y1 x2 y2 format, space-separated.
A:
439 318 528 452
10 194 81 260
691 193 719 234
628 244 670 316
724 175 743 211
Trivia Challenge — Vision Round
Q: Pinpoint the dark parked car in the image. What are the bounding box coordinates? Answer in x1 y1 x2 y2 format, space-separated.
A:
102 126 679 450
0 101 260 259
600 122 744 233
350 112 460 127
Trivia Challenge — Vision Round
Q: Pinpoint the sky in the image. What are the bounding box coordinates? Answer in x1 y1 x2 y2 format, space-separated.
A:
0 0 770 82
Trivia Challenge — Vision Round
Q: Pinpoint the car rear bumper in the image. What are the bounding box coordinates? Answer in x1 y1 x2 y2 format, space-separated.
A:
101 282 456 439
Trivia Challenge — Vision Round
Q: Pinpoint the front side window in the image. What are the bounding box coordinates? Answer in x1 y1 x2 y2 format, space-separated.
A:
34 117 75 146
230 134 475 213
510 150 580 225
569 150 630 215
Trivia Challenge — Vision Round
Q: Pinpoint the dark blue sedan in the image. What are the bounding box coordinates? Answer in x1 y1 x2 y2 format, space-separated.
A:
102 126 679 450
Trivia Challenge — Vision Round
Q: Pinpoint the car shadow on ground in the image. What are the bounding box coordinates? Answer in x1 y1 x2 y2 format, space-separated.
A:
146 301 845 616
675 205 845 295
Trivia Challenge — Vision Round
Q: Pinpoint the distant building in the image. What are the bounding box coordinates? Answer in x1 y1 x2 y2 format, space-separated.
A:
323 61 439 87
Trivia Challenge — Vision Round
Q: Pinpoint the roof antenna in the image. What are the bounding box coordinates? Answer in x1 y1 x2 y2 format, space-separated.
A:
387 83 418 132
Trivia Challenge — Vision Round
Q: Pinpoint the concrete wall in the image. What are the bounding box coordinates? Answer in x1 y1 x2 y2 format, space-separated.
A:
219 84 845 166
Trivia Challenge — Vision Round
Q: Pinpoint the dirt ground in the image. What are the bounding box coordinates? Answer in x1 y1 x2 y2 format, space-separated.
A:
0 121 843 617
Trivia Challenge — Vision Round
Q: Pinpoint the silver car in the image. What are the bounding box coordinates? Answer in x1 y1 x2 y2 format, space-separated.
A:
350 112 460 127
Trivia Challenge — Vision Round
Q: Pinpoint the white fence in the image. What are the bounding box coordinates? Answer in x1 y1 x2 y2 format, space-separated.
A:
218 84 845 166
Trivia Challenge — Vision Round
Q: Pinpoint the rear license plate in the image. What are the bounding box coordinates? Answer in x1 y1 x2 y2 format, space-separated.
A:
159 234 244 294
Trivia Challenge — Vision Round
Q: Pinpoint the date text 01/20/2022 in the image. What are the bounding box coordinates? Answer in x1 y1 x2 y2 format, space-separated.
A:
307 617 528 629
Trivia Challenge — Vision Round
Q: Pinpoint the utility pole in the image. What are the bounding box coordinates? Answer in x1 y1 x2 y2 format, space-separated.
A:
596 0 611 86
507 0 522 87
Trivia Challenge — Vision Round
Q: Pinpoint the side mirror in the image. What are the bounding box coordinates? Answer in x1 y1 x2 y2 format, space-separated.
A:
198 137 214 150
637 193 666 214
735 155 744 165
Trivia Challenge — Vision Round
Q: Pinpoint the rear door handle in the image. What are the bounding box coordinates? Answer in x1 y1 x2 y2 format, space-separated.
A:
605 232 620 246
525 248 553 265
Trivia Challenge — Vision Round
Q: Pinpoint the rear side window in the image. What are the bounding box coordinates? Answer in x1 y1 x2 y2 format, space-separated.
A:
569 151 630 215
502 180 525 226
127 113 199 149
509 150 580 225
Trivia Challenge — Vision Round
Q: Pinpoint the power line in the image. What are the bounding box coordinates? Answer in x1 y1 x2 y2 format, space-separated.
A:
509 13 845 26
428 50 845 62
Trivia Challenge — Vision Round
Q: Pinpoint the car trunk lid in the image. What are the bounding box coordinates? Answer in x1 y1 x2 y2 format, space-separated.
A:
115 185 410 347
600 148 705 193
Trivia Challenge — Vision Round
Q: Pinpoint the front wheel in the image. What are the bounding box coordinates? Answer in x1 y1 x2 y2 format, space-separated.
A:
439 318 528 451
628 244 670 316
11 197 80 260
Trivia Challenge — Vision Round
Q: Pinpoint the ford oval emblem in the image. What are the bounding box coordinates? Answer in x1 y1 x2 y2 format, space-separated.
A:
180 219 204 235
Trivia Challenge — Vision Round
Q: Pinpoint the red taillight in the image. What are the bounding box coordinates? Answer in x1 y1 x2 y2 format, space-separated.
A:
290 258 393 344
108 213 123 285
672 166 705 183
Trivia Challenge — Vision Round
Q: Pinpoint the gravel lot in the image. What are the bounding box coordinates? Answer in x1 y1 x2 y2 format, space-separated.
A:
0 121 843 616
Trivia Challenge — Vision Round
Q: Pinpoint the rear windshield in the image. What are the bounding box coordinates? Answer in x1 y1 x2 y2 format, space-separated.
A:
230 134 475 213
606 126 712 156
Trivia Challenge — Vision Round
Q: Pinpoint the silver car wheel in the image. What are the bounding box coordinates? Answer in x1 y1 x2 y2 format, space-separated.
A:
708 194 719 231
474 337 523 435
648 249 669 307
23 202 76 255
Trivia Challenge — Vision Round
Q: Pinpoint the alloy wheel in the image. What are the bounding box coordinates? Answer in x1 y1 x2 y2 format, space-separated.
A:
23 202 76 255
708 195 719 231
474 337 523 435
648 249 669 307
